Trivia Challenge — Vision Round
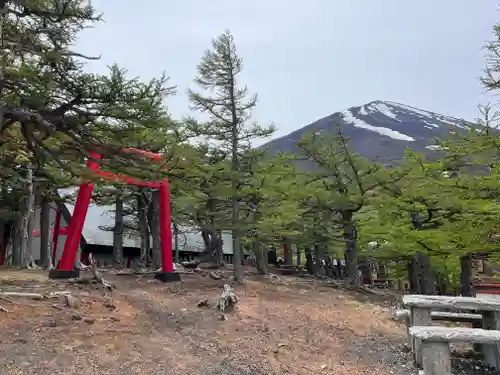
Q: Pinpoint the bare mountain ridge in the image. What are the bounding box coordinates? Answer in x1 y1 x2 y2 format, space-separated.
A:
262 100 483 165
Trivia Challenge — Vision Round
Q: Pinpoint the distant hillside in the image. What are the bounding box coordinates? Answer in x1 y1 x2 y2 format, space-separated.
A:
262 100 482 166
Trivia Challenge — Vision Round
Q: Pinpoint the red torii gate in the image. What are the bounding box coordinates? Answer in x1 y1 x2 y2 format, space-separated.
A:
48 148 180 282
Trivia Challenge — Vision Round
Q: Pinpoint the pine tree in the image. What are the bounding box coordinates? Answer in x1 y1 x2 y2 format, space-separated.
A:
187 30 275 282
168 140 230 265
359 21 500 293
0 1 182 269
238 153 304 273
296 126 386 285
363 142 499 293
0 1 173 180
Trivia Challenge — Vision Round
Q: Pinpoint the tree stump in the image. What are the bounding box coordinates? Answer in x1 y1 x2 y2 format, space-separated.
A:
216 284 238 313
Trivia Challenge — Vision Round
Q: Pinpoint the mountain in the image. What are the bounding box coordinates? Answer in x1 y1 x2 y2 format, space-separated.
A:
262 100 479 165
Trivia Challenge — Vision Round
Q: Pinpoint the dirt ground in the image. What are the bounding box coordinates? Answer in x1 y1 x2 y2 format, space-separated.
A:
0 267 410 375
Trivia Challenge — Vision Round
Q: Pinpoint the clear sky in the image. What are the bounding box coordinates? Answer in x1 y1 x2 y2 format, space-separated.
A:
76 1 499 143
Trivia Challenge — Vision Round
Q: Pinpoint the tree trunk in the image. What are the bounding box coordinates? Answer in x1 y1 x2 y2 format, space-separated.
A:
206 199 223 265
208 214 223 266
283 237 293 265
305 248 314 274
39 196 51 268
138 192 150 266
410 252 435 295
408 256 419 293
435 272 448 295
231 197 243 282
149 189 161 269
253 240 267 275
229 70 243 282
342 211 358 285
9 222 20 267
173 223 179 263
201 230 210 253
296 247 301 266
214 230 224 265
419 252 435 295
240 244 245 266
113 194 124 266
325 256 334 278
13 167 35 268
26 182 35 267
0 220 4 258
378 261 387 278
408 253 435 295
358 256 372 285
0 220 7 265
459 253 474 296
313 243 322 274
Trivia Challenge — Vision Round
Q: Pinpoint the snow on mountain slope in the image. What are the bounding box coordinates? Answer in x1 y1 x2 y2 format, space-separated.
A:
262 100 478 165
341 107 415 142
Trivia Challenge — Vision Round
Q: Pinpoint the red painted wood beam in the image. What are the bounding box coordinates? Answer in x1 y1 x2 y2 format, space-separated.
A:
159 179 173 272
32 226 69 237
122 148 161 161
57 153 101 271
93 170 161 188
